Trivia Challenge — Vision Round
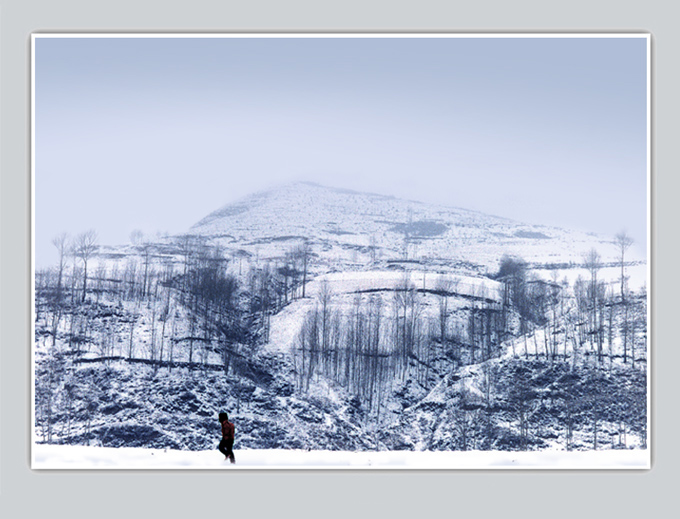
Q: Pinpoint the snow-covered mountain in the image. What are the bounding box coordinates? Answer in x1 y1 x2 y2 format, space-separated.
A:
33 181 648 467
188 181 626 273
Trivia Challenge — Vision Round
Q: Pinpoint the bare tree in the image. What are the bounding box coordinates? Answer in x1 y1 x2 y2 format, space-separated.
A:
292 240 311 298
139 241 153 298
481 362 499 408
318 278 333 353
73 230 99 302
436 276 451 345
48 233 71 347
582 248 602 359
452 387 479 451
368 234 378 263
614 231 634 303
621 291 630 364
606 287 615 371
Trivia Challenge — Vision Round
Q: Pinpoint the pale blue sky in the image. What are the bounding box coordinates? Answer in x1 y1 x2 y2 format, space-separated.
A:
34 35 648 267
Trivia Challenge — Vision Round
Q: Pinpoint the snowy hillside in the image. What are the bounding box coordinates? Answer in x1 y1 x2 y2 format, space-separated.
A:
33 181 648 469
189 181 634 273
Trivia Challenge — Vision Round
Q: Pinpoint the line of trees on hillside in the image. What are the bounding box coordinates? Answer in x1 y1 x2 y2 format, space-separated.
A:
294 236 646 422
294 275 509 418
37 233 240 369
494 237 646 371
34 231 316 442
295 280 420 419
35 232 314 368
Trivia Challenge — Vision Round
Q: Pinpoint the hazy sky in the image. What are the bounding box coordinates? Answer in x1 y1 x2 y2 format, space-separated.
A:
34 35 648 267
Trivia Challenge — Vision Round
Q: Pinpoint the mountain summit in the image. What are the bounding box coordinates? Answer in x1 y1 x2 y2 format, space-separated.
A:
189 181 614 271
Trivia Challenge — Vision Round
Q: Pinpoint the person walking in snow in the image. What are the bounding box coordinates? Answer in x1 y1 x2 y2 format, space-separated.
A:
218 412 236 464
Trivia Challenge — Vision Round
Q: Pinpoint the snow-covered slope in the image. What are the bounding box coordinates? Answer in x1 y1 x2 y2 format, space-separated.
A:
33 181 648 468
189 181 628 272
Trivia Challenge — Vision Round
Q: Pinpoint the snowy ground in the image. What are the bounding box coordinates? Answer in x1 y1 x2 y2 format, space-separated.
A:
32 444 649 470
308 270 503 300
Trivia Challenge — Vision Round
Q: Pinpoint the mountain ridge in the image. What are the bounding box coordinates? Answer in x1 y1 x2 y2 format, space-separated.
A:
186 180 623 273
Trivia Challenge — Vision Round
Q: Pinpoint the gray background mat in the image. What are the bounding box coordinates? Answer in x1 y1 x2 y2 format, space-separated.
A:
1 1 675 517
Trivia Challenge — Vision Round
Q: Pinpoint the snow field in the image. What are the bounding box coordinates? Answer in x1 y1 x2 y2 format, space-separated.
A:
307 270 503 301
32 443 649 470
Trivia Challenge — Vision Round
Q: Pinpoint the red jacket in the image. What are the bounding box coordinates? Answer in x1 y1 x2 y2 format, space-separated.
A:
221 420 235 441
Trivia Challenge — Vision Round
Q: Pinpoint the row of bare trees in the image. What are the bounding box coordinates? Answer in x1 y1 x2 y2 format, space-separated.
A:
570 235 645 369
494 233 646 371
292 238 646 428
50 230 99 303
295 279 431 417
37 233 250 375
37 231 319 380
36 232 258 443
